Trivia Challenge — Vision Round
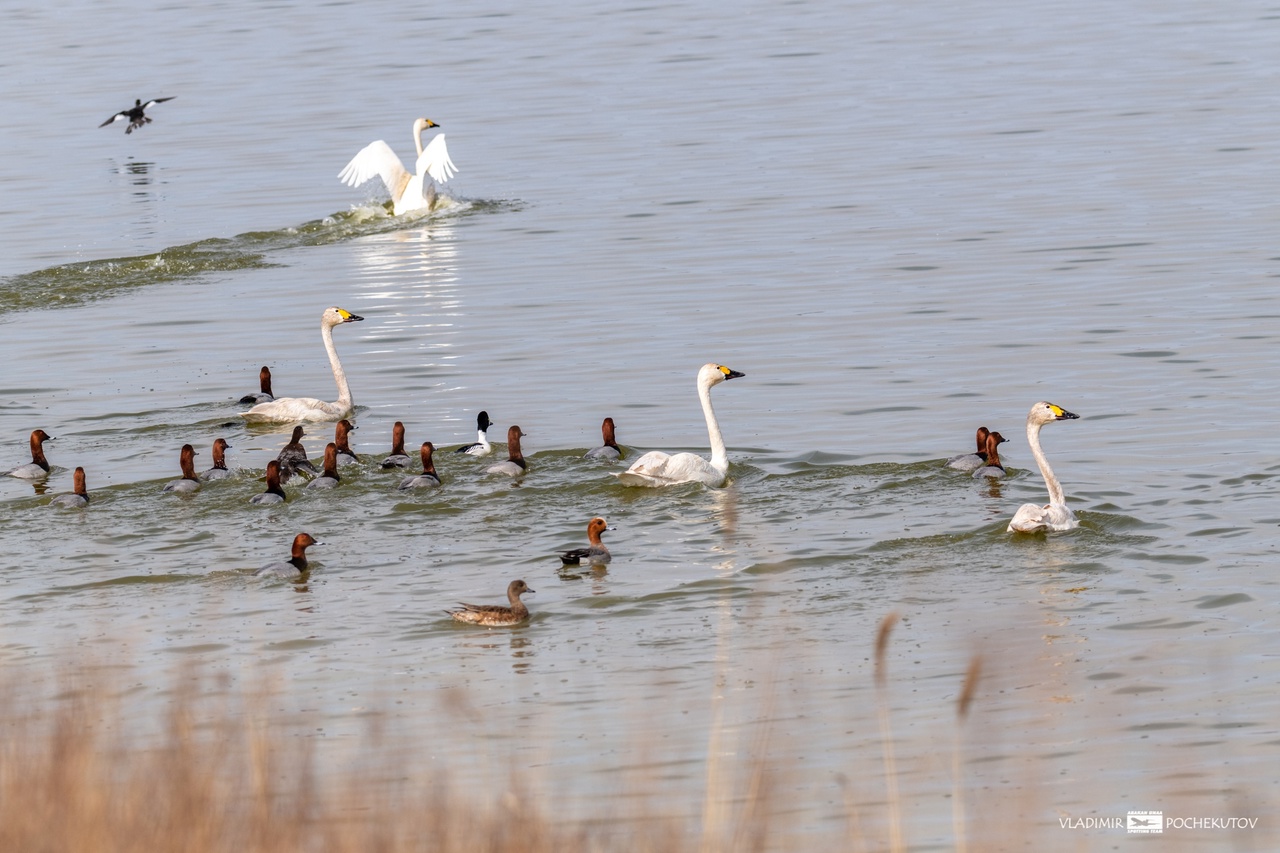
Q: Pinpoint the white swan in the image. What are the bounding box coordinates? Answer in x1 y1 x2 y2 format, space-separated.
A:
338 118 458 216
1008 401 1080 533
240 307 363 424
615 363 745 488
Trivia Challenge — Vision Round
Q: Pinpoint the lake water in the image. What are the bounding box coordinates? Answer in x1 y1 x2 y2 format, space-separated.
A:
2 0 1279 848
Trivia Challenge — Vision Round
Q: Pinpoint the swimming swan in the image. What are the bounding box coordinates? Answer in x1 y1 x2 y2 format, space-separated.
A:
615 363 745 488
338 118 458 216
240 307 363 424
1007 401 1080 533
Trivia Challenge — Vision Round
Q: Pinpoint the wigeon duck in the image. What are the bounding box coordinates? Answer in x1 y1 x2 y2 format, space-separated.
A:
1008 402 1080 533
447 580 533 627
239 307 363 424
616 363 744 488
558 517 614 565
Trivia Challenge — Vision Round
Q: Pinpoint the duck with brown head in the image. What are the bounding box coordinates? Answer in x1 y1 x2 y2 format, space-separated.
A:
5 429 55 479
255 533 322 579
250 460 287 505
163 445 201 493
972 431 1009 479
486 426 528 477
946 426 991 472
307 443 342 490
447 580 534 627
399 442 441 489
239 366 274 405
381 421 410 469
277 426 318 483
201 438 234 480
584 417 621 460
558 517 614 565
334 419 359 463
50 467 89 508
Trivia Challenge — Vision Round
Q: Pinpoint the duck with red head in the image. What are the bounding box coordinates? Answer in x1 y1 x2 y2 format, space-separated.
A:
558 517 615 565
399 442 441 489
584 418 621 460
202 438 234 480
486 426 528 477
946 426 991 472
972 431 1009 479
163 445 201 493
51 467 90 508
307 443 342 490
256 533 323 579
250 460 287 505
5 429 55 479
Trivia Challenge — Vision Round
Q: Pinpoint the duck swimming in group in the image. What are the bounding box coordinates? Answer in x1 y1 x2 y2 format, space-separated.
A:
240 307 363 424
201 438 233 480
454 411 492 456
399 442 441 490
486 426 527 477
276 426 317 483
98 96 175 134
946 427 991 472
447 580 534 627
162 445 201 493
250 460 287 505
255 533 322 579
306 443 342 490
616 363 744 488
583 417 621 460
5 429 55 479
334 419 359 463
381 421 411 469
239 366 274 406
1007 402 1080 533
558 517 614 566
50 467 89 508
972 431 1008 479
338 118 458 216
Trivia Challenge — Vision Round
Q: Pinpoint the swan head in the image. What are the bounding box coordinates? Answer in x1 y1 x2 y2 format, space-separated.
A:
413 117 440 133
1027 401 1079 426
698 363 745 389
322 306 364 328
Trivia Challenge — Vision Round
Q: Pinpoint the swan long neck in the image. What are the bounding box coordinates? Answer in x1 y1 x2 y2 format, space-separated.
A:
699 379 728 472
322 320 353 408
413 122 424 157
1027 418 1065 505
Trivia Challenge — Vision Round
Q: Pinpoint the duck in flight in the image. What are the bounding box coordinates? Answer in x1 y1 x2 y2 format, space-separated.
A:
99 97 175 134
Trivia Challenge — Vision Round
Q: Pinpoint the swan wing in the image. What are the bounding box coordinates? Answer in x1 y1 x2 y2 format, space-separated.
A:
416 133 458 184
1007 502 1078 533
240 397 349 424
339 140 410 197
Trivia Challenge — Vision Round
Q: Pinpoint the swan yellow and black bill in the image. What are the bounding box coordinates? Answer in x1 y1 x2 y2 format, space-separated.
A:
1048 403 1078 420
337 309 364 322
718 365 745 380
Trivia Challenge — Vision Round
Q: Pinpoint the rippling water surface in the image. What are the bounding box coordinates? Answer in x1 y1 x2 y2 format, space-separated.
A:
3 0 1279 847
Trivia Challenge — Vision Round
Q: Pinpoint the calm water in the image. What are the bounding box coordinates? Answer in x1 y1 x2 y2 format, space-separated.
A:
3 0 1279 847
